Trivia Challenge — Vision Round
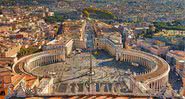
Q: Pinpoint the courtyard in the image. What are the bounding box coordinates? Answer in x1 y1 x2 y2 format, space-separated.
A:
30 49 148 83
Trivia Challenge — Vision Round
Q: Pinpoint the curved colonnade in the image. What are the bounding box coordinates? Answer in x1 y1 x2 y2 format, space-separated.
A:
94 38 170 92
13 45 170 93
116 49 170 92
13 49 65 75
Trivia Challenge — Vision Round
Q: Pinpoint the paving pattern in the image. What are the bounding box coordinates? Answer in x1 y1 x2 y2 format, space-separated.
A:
31 50 148 83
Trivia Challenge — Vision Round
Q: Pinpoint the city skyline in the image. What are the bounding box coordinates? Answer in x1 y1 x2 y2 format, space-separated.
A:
0 1 185 99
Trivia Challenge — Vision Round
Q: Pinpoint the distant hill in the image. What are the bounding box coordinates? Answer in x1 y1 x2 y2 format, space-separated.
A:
0 0 185 22
0 0 184 6
0 0 57 6
1 0 184 8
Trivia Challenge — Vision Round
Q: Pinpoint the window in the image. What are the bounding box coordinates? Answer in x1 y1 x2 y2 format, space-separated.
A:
0 80 3 87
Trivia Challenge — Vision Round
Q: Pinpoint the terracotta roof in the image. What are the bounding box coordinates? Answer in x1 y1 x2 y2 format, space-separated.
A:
11 74 25 86
24 75 37 88
169 50 185 60
0 67 9 73
0 61 8 66
25 96 151 99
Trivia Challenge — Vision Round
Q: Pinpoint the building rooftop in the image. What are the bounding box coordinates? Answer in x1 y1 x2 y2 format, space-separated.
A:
168 50 185 60
11 74 25 87
0 67 10 73
93 20 122 45
62 20 86 40
24 75 37 88
25 96 150 99
53 20 86 45
0 40 18 52
0 61 8 67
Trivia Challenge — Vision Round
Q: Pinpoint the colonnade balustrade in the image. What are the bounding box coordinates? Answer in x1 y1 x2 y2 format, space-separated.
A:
49 81 136 96
95 37 169 93
115 50 170 92
13 49 65 75
116 52 157 76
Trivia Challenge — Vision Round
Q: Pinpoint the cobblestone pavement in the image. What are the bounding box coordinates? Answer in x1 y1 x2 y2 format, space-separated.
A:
31 50 148 83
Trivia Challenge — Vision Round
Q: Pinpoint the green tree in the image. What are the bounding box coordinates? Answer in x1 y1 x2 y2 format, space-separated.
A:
44 12 63 23
17 47 42 58
82 10 90 18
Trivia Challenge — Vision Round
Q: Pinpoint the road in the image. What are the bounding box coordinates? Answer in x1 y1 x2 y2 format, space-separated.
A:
85 21 95 49
169 69 182 93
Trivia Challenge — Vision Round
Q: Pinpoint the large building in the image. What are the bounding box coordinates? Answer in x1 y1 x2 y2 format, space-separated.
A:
137 39 170 57
43 20 87 57
0 67 11 97
93 20 123 56
154 30 185 37
0 43 21 57
166 50 185 95
166 50 185 70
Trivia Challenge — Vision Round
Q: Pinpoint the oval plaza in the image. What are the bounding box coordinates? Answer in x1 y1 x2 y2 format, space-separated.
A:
13 20 170 96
